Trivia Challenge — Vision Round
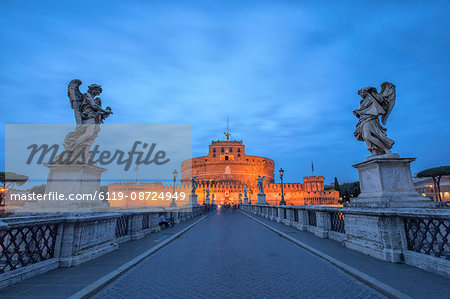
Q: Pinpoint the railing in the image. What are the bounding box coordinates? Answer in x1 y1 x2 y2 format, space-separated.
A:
293 210 299 222
403 217 449 260
330 212 345 234
308 211 317 226
115 215 130 238
0 223 58 273
0 205 213 288
239 203 450 276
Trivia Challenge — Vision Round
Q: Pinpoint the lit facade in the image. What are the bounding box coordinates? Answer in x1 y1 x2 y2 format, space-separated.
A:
108 138 339 206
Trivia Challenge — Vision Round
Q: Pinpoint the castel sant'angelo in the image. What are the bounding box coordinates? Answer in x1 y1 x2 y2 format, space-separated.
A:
108 130 339 206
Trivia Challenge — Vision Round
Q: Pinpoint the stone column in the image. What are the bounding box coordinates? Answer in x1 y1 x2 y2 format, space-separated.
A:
315 211 330 238
130 214 144 240
296 209 308 231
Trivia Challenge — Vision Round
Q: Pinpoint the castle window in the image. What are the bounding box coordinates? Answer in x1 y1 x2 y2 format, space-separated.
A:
225 156 229 160
221 148 224 152
238 153 240 157
237 148 240 152
213 148 216 152
230 147 233 152
213 154 216 157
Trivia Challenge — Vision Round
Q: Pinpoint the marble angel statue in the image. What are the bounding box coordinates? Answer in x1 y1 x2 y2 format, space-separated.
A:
353 82 395 156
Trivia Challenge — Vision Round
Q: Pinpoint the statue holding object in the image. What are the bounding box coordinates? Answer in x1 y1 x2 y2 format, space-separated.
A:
353 81 395 157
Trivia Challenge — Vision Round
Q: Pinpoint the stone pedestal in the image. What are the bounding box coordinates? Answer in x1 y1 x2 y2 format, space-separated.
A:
188 193 198 206
347 156 439 208
343 155 442 263
244 196 248 204
256 193 268 205
24 163 109 212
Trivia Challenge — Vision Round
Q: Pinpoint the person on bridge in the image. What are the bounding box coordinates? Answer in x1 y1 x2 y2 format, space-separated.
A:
158 213 169 228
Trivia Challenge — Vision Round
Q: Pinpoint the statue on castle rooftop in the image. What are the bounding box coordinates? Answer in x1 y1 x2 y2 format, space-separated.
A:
353 81 396 156
256 175 265 194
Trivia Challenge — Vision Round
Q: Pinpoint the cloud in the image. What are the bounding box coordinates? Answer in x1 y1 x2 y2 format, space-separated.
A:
1 0 449 183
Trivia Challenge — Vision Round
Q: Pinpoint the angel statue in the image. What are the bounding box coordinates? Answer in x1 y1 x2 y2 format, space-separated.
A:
191 176 199 194
353 82 395 156
238 192 242 203
256 175 265 194
243 186 248 198
60 80 113 164
206 188 210 200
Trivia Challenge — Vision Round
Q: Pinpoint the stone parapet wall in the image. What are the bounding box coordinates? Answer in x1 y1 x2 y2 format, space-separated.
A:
0 205 213 289
240 204 450 277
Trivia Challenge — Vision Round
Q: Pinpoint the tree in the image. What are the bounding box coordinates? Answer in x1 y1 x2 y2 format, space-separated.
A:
417 166 450 202
0 171 29 205
339 181 360 203
334 177 340 193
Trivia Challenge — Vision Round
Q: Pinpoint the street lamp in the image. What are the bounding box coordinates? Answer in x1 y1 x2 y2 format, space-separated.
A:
170 169 178 207
279 168 286 205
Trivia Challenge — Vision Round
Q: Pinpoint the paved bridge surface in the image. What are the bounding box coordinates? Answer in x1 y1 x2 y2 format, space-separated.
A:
2 208 449 298
94 209 382 298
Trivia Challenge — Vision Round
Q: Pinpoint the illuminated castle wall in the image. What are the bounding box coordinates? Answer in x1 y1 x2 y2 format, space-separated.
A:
181 140 275 185
108 138 339 206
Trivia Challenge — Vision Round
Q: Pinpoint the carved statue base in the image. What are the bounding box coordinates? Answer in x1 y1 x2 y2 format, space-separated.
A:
256 193 268 205
244 197 249 204
187 193 199 207
346 156 442 208
239 198 242 205
24 163 109 212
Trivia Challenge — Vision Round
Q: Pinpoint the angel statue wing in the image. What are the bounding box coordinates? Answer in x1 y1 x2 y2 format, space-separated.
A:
68 79 83 124
379 81 396 125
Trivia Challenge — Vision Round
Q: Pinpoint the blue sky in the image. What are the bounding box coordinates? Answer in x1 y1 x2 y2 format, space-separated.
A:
1 0 449 184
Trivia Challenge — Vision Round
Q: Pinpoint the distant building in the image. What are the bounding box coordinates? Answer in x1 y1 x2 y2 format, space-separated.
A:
413 175 450 202
180 137 338 205
109 135 339 206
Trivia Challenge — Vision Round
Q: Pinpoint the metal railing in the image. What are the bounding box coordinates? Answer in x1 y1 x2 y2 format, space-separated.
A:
0 223 58 273
330 212 345 234
308 210 317 226
403 217 449 260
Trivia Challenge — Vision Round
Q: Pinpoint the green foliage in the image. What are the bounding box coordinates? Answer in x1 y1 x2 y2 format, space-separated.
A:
339 181 360 202
417 166 450 178
334 177 340 192
0 171 29 186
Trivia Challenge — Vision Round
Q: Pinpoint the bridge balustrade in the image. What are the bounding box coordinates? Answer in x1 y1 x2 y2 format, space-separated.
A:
0 205 212 289
239 204 450 276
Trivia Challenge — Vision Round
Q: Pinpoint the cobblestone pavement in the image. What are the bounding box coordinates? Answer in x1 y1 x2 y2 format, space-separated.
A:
94 208 384 298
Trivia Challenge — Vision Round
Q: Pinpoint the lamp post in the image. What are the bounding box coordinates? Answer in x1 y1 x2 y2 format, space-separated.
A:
279 168 286 205
170 169 178 207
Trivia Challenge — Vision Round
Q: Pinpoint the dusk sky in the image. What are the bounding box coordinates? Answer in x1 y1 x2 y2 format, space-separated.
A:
1 0 449 184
